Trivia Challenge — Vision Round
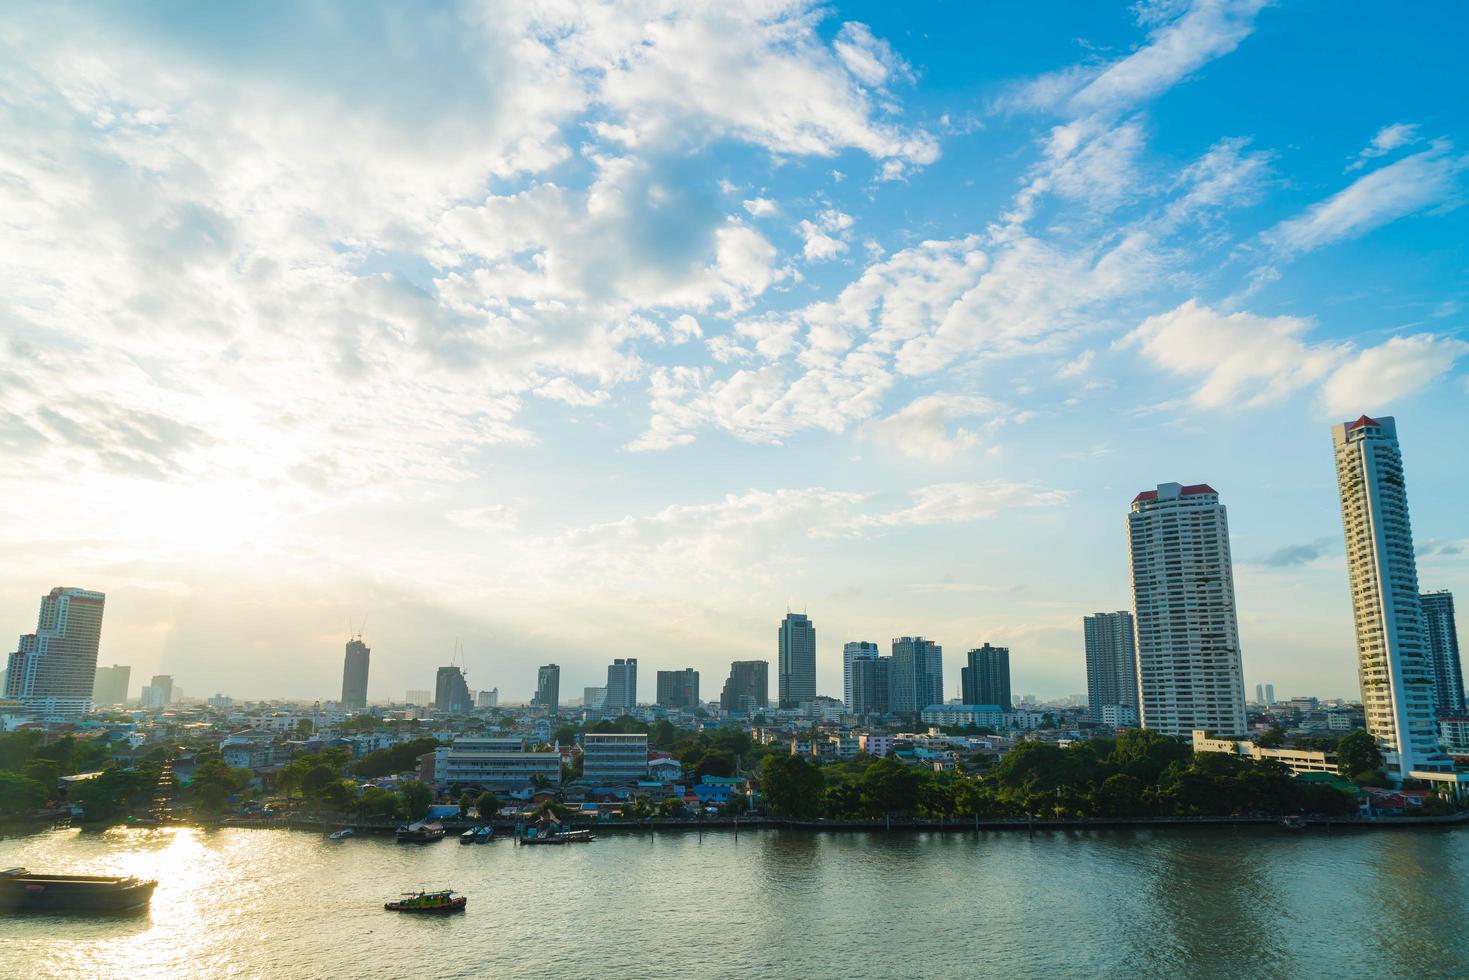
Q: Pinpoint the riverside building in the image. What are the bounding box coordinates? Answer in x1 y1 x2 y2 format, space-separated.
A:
4 587 106 720
1084 611 1139 725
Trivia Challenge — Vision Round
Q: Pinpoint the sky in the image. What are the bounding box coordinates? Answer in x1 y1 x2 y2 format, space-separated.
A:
1 0 1466 705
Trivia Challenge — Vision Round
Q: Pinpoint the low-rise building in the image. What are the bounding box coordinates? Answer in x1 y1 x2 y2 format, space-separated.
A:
582 733 648 783
859 734 894 758
1191 730 1338 775
919 704 1008 729
433 737 561 790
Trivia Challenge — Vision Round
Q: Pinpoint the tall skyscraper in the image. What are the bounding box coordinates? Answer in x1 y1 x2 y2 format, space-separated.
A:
778 612 816 709
340 636 370 711
92 664 131 707
141 674 174 710
1084 611 1138 723
605 658 637 713
890 636 943 717
435 665 473 715
720 660 769 714
656 668 699 709
843 641 879 708
4 587 106 719
583 686 607 709
961 643 1012 709
1332 416 1449 777
1264 683 1275 705
1128 483 1247 737
849 656 889 717
1421 591 1464 716
533 664 561 712
1254 683 1264 705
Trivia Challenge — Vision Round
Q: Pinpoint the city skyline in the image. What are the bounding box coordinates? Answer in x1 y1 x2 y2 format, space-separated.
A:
1 3 1466 703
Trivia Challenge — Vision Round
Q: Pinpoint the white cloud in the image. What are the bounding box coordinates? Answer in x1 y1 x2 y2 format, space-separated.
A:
857 481 1072 529
862 394 1007 462
832 22 912 89
799 221 848 261
1348 122 1419 170
1266 143 1467 257
447 504 520 531
1319 335 1468 415
742 197 778 216
535 378 611 407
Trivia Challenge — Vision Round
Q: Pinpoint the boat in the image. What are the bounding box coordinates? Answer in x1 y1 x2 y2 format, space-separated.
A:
0 867 157 914
395 821 445 844
328 828 354 840
459 827 479 844
521 828 594 845
1279 816 1306 831
383 889 466 914
474 826 494 843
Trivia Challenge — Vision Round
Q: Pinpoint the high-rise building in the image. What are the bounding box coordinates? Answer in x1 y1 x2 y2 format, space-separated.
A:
656 668 699 709
405 689 430 706
1254 683 1264 705
1332 416 1449 777
849 656 889 717
1421 591 1465 716
1128 483 1248 737
720 660 769 714
340 636 370 712
778 612 816 709
890 636 943 717
92 664 131 707
843 641 879 708
1084 611 1138 723
435 666 473 715
476 688 499 709
961 643 1012 710
1265 683 1275 705
532 664 561 712
605 658 637 713
141 674 174 710
583 686 607 709
4 587 106 719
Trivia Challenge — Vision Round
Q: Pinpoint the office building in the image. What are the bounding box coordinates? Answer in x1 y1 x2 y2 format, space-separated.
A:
476 688 499 709
656 668 699 709
1332 416 1449 777
843 641 880 708
720 660 769 714
1421 591 1464 716
962 644 1012 710
890 636 943 717
849 656 889 717
1128 483 1248 737
583 686 607 710
92 664 131 707
435 665 474 715
340 636 370 711
1084 611 1138 724
433 737 561 789
141 675 174 710
582 732 648 782
4 587 106 719
605 658 637 713
778 612 816 709
532 664 561 712
1265 683 1275 705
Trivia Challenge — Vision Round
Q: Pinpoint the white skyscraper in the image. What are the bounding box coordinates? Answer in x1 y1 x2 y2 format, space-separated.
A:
5 587 106 720
1332 415 1450 779
1128 483 1247 737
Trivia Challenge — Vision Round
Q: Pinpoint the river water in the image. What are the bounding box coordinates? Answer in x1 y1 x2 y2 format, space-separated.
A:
2 824 1467 978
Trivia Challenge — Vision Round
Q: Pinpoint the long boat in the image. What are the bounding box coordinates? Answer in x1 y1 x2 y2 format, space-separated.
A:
0 868 157 914
395 821 445 844
520 828 594 845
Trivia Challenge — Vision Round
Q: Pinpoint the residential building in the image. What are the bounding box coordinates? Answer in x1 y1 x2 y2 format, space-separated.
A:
843 641 879 709
655 668 699 709
1255 683 1264 705
433 737 561 789
1421 591 1464 716
533 664 561 712
435 665 473 715
92 664 131 707
920 704 1008 729
140 674 174 710
1101 703 1138 728
1084 611 1138 724
849 656 889 717
583 686 607 710
405 689 430 706
961 644 1012 710
890 636 943 717
1128 482 1248 737
604 658 637 713
476 688 499 709
720 660 769 714
582 732 648 782
859 734 894 758
1191 730 1338 776
340 636 369 712
4 587 106 720
1332 416 1450 778
778 612 816 710
1441 716 1469 755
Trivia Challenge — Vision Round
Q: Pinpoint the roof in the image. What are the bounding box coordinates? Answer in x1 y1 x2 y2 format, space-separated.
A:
1345 414 1380 431
1131 483 1218 504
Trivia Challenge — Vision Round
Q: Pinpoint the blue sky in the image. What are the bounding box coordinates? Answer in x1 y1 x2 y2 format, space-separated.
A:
0 0 1465 703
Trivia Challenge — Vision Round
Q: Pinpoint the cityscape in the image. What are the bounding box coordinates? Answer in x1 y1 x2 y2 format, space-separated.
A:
2 1 1468 977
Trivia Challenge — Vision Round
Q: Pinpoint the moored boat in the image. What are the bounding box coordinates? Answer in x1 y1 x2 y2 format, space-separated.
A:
474 826 494 843
328 828 354 840
0 867 157 914
459 827 478 844
395 820 445 844
384 889 466 913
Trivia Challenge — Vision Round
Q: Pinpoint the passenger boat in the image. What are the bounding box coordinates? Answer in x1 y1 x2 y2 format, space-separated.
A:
328 828 354 840
395 821 445 844
459 827 479 844
474 826 494 843
383 889 466 914
0 867 157 914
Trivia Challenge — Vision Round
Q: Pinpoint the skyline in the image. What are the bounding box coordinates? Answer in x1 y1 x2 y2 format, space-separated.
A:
2 2 1467 702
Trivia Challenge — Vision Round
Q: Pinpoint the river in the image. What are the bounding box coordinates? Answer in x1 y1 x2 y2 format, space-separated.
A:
2 824 1467 978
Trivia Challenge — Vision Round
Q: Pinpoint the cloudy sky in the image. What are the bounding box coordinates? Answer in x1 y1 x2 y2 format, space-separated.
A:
2 0 1466 704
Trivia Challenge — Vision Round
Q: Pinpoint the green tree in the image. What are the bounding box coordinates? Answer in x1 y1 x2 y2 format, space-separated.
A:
188 758 252 815
1255 725 1287 748
760 754 825 819
398 779 433 821
696 748 737 779
352 786 399 819
301 763 338 802
1094 773 1147 817
1336 730 1384 779
295 719 315 737
0 732 42 771
474 791 501 820
350 738 440 779
0 771 48 816
859 757 927 816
